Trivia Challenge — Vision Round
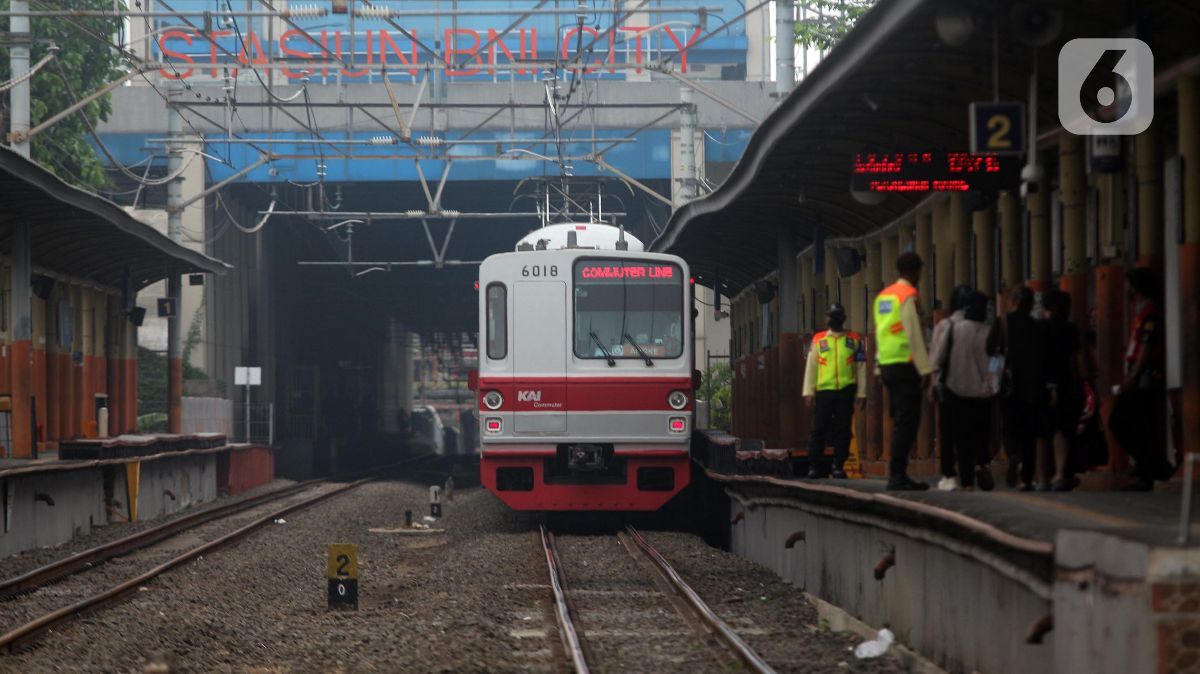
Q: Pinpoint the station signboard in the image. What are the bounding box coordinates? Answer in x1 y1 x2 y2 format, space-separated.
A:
969 102 1026 155
851 151 1020 194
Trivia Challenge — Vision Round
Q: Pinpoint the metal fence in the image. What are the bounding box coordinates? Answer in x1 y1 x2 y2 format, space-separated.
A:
232 402 275 445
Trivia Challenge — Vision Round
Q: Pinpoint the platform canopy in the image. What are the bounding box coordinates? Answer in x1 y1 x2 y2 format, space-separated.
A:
650 0 1198 293
0 146 230 290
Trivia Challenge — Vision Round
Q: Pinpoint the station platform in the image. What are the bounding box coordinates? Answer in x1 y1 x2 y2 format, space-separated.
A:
0 435 276 559
691 431 1199 674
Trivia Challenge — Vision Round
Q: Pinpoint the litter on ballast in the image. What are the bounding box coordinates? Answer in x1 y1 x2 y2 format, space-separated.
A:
854 628 894 659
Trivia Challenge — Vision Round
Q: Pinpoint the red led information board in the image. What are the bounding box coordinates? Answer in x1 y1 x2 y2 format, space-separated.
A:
578 264 677 280
851 152 1020 193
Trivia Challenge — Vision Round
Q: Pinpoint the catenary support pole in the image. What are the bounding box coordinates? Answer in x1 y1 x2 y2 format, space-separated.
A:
9 0 33 457
774 0 795 97
166 83 184 435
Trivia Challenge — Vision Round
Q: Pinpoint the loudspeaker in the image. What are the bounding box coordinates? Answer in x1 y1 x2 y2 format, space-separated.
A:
31 275 55 300
188 274 205 286
834 247 862 278
129 307 146 327
1010 3 1063 47
754 280 776 304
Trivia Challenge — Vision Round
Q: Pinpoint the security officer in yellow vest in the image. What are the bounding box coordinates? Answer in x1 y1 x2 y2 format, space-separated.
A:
873 251 933 491
802 303 867 479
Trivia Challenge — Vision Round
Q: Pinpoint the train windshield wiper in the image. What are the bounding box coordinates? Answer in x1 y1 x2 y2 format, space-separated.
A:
623 333 654 367
590 330 616 366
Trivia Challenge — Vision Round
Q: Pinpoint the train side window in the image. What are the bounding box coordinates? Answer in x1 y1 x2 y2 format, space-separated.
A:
486 283 507 359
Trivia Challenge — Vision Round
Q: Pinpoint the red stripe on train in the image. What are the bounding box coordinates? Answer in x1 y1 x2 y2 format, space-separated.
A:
477 377 693 412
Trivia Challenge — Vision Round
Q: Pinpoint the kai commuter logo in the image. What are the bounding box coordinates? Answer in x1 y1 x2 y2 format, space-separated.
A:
1058 38 1154 135
517 390 542 403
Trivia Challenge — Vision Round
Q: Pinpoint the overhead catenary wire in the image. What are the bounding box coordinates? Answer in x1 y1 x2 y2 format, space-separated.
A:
47 56 200 186
216 191 276 234
0 50 56 92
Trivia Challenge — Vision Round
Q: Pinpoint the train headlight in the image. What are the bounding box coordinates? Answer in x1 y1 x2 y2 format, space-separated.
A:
669 417 687 433
483 390 504 410
668 390 689 410
485 418 503 434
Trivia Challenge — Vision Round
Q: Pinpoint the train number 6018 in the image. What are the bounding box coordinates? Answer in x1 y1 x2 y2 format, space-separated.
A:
521 265 558 277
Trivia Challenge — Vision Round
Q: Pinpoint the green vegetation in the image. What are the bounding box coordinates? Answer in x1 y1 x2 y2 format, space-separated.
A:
0 0 122 190
794 0 877 51
701 361 732 431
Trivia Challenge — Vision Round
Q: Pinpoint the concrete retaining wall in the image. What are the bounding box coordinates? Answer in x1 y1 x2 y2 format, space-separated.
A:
727 489 1053 674
0 468 107 558
0 445 279 560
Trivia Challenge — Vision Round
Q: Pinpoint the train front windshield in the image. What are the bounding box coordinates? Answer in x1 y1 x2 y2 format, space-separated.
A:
573 259 684 360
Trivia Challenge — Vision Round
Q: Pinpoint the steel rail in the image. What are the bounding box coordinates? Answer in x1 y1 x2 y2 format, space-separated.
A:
623 525 776 674
0 479 322 600
0 477 376 653
539 525 591 674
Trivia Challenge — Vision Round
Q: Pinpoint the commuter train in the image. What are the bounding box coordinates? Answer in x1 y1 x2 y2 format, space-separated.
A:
473 223 695 510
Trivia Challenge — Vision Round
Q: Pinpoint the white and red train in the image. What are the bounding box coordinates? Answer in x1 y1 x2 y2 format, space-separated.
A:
473 223 695 510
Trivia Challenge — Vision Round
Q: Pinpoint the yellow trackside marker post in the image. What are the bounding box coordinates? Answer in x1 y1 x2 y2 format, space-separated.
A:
327 543 358 610
125 462 141 522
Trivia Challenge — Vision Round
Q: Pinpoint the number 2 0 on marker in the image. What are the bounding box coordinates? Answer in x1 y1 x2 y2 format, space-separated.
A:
327 543 359 610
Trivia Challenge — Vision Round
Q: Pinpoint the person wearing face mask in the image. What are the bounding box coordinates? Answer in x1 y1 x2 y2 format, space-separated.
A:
802 303 867 479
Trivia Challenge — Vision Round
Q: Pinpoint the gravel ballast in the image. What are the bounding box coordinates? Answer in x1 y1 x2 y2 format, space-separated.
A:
2 480 919 673
0 479 298 581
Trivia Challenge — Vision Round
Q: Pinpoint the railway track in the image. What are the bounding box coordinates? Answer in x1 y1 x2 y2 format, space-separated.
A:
0 459 427 654
539 524 776 674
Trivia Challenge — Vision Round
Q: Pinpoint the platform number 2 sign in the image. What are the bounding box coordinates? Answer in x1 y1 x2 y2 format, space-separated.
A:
969 102 1025 155
327 544 359 610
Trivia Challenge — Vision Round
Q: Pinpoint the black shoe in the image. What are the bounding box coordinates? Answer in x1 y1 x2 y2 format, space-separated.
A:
976 466 995 492
886 476 930 491
1120 478 1155 492
830 469 848 480
806 468 824 479
1005 461 1019 488
1050 479 1073 492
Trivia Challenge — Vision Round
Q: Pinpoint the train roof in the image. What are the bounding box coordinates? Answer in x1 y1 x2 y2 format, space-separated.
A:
514 223 644 252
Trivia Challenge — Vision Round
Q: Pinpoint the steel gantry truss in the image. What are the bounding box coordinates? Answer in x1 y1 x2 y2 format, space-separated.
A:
2 0 781 272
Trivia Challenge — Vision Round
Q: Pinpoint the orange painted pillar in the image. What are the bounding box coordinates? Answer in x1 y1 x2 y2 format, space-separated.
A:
1095 265 1129 471
79 290 94 437
8 223 33 458
1059 133 1089 331
778 333 799 449
1178 77 1200 463
1136 124 1164 271
46 334 59 443
864 240 884 464
1028 148 1052 294
879 233 899 470
68 288 81 439
31 294 46 449
10 340 32 457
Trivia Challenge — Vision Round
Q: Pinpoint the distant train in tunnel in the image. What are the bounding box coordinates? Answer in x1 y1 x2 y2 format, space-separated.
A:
472 223 696 511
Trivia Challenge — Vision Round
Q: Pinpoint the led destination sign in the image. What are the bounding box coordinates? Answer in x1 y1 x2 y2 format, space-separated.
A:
578 264 677 280
851 152 1020 193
